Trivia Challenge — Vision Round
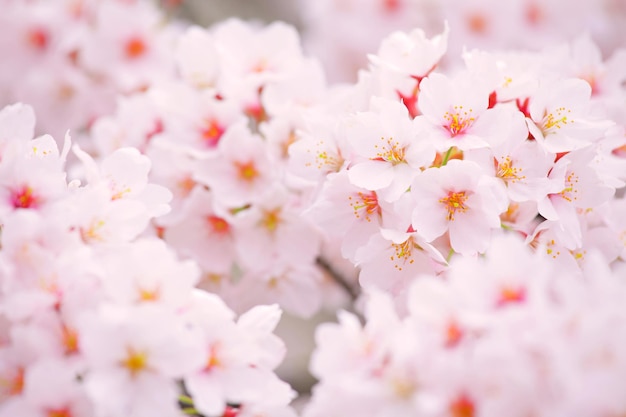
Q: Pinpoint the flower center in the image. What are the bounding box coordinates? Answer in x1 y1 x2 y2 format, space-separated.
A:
389 236 419 271
62 325 79 355
444 106 475 136
373 137 406 165
11 185 39 209
382 0 401 13
27 27 49 51
177 176 196 196
439 191 469 221
445 320 464 348
139 287 160 302
120 348 149 377
450 393 475 417
467 12 488 34
2 367 25 396
496 156 525 183
203 344 221 372
201 119 224 147
235 160 259 182
497 286 526 307
46 407 73 417
541 107 571 134
207 215 230 235
259 208 282 232
349 191 381 223
80 219 106 243
125 36 147 59
556 171 579 202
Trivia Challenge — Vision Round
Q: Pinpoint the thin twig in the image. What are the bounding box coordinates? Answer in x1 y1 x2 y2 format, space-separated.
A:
316 256 359 302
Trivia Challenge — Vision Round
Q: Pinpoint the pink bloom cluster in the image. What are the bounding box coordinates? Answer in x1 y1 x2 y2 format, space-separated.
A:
298 26 626 303
2 1 626 416
306 235 626 417
88 19 349 318
299 25 626 417
0 0 178 139
0 104 296 417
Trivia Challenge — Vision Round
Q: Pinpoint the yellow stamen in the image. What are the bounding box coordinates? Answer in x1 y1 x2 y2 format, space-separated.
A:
120 348 149 377
439 191 469 221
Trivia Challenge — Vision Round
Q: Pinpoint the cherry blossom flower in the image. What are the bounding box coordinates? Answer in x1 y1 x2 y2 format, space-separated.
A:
367 23 449 117
78 0 175 92
0 359 94 417
307 234 626 417
194 121 274 207
304 171 390 261
537 148 614 248
410 159 508 255
2 5 626 417
97 238 200 308
416 72 515 152
183 292 295 416
79 305 204 417
346 96 435 202
233 185 321 272
526 77 613 153
163 187 237 274
287 113 348 181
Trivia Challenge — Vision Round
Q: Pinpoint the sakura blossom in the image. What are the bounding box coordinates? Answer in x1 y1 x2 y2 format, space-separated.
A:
305 235 626 417
2 2 626 417
0 102 296 417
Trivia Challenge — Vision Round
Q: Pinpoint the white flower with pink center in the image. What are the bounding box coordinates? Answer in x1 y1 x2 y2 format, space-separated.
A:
163 187 236 274
355 228 446 298
79 305 205 417
213 19 304 92
537 148 614 248
410 160 507 255
287 113 348 181
527 77 613 153
416 72 512 152
367 23 449 117
78 0 175 92
90 93 162 155
0 359 93 417
346 96 435 202
184 292 294 416
152 83 245 152
194 121 274 207
304 170 394 262
98 238 200 309
465 108 557 203
0 131 68 219
233 185 321 272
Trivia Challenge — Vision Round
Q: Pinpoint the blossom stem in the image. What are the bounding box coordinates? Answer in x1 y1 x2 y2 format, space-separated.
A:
182 407 201 416
178 394 194 406
446 248 455 263
441 147 454 166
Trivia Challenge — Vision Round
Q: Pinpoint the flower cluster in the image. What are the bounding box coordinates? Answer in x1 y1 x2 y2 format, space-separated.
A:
0 103 296 417
306 234 626 417
2 1 626 416
297 26 626 302
0 0 178 138
299 24 626 417
88 18 350 318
